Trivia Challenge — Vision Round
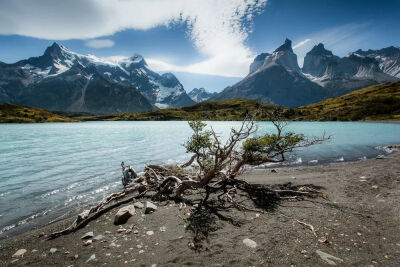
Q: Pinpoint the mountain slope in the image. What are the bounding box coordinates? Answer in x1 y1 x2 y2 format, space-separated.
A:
353 46 400 78
188 88 217 102
212 39 328 107
293 81 400 121
302 43 398 96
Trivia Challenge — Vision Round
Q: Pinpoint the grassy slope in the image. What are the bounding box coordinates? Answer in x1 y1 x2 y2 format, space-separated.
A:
292 81 400 121
0 103 76 123
78 99 279 121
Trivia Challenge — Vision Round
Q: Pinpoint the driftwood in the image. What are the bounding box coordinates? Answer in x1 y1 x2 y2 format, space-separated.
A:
48 111 329 240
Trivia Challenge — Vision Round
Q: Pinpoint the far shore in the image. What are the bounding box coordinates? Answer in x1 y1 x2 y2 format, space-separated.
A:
1 146 400 266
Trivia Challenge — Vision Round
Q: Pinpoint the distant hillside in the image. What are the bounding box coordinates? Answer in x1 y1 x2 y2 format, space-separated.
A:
79 99 279 121
0 103 75 123
291 81 400 121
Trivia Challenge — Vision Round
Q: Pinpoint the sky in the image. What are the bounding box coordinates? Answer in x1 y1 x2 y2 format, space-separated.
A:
0 0 399 92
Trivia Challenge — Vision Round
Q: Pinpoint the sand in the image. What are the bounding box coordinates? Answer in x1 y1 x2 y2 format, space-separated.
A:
1 150 400 266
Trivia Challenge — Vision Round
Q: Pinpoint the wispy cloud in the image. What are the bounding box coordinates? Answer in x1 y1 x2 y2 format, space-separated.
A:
293 23 372 66
0 0 267 77
85 39 115 48
293 38 311 49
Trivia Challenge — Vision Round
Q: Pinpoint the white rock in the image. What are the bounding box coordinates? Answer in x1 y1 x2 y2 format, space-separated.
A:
49 248 58 254
81 231 94 239
243 238 257 248
315 250 343 265
146 231 154 236
144 201 157 214
12 249 27 258
86 254 96 263
114 205 135 225
133 202 144 209
159 226 166 232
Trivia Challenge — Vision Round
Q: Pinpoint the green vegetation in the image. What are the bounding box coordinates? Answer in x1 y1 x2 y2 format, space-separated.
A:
291 82 400 121
77 99 279 121
0 103 76 123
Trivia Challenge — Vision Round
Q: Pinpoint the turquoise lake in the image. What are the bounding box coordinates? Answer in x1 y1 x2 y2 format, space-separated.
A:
0 121 399 236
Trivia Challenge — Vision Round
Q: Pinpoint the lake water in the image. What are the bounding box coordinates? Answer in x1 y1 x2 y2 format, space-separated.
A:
0 121 399 237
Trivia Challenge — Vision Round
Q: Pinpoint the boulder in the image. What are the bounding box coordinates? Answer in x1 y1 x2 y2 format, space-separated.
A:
114 205 135 225
144 201 157 214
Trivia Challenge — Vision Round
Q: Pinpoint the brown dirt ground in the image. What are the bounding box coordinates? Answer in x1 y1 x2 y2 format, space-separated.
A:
1 151 400 266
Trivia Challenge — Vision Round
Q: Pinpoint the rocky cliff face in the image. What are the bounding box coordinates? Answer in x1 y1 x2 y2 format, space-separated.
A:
212 39 328 107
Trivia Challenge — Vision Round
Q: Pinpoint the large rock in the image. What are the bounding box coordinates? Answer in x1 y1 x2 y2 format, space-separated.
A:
144 201 157 214
114 205 135 225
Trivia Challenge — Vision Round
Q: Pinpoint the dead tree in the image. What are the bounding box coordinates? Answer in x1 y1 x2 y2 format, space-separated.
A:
48 110 329 239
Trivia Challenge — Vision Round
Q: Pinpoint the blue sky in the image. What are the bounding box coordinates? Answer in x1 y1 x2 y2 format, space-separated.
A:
0 0 399 92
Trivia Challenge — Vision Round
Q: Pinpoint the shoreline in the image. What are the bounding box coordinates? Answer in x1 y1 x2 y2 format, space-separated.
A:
1 147 400 266
1 143 396 240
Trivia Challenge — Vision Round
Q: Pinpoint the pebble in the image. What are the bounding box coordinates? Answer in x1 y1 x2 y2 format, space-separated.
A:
83 240 93 246
117 228 127 233
81 231 94 239
12 249 27 258
243 238 257 248
159 226 166 232
49 248 58 254
316 250 343 265
133 230 139 234
372 185 379 189
93 234 104 241
138 250 145 254
146 231 154 236
74 254 79 260
31 249 38 253
86 254 96 263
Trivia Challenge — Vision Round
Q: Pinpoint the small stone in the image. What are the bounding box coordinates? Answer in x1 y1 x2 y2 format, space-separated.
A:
117 228 127 233
106 253 111 256
159 226 166 232
136 245 142 249
318 237 329 243
12 249 27 258
83 240 92 246
114 205 135 225
372 185 378 189
133 202 144 209
151 264 157 267
357 232 362 236
31 249 38 253
133 230 139 234
49 248 58 254
144 201 157 214
74 254 79 259
316 250 343 265
64 251 70 254
138 250 145 254
81 231 94 239
271 169 277 173
146 231 154 236
86 254 96 263
301 250 307 254
243 238 257 248
93 234 104 241
125 229 132 234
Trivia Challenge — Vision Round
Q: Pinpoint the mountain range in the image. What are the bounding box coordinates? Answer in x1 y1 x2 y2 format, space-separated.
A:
0 43 194 114
212 39 399 107
1 41 399 112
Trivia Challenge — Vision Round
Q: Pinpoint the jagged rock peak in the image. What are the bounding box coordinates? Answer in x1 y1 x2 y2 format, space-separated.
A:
274 38 293 53
308 43 333 56
128 53 147 66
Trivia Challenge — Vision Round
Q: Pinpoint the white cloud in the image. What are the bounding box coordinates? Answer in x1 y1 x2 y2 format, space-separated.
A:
293 38 311 49
85 39 115 48
0 0 267 77
293 23 371 67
